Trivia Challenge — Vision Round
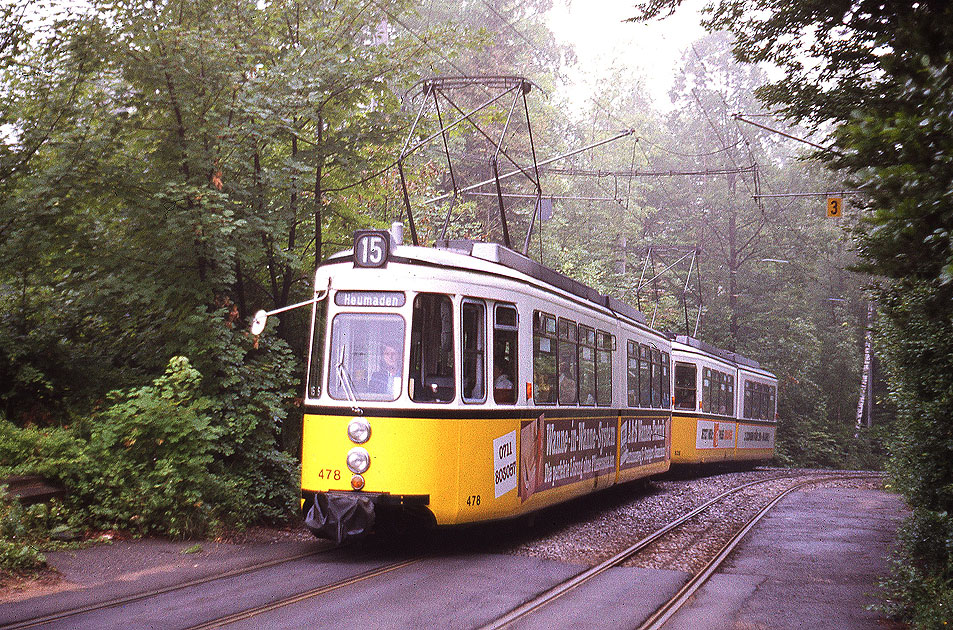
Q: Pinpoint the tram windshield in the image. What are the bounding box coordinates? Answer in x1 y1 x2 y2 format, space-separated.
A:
328 313 405 402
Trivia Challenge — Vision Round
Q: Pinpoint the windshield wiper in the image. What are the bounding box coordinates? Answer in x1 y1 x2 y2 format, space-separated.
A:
336 345 362 415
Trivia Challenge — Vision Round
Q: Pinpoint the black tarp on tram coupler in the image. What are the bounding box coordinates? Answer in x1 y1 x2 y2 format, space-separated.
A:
304 492 376 544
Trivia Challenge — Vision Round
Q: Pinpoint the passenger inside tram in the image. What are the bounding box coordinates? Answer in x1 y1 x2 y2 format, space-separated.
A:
494 359 515 403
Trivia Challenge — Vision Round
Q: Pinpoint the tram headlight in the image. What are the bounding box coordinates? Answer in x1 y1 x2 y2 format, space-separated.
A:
347 418 371 444
346 447 370 474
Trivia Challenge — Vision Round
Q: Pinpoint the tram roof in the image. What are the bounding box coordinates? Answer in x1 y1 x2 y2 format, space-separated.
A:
325 238 649 327
436 239 648 325
674 335 765 372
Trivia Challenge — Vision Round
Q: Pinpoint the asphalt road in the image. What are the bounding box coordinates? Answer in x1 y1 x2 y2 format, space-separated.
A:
0 486 906 629
665 487 907 630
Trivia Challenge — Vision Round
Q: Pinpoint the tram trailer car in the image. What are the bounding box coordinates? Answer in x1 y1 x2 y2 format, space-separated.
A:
670 336 777 465
300 226 674 543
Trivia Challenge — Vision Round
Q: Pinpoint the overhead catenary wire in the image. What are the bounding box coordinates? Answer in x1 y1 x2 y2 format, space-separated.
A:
324 2 555 194
424 129 636 204
639 136 743 158
540 165 757 178
752 191 861 199
462 1 754 211
733 114 844 156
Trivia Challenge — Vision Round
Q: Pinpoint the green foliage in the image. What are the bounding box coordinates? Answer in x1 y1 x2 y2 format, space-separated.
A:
0 0 478 536
878 282 953 516
841 54 953 288
639 1 953 626
78 356 227 537
0 356 298 538
0 496 47 572
878 509 953 629
0 539 45 573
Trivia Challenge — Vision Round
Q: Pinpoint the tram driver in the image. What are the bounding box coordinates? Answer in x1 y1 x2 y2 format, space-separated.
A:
370 343 402 399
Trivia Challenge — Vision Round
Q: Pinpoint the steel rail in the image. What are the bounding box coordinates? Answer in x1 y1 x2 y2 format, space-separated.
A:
480 472 881 630
1 548 331 630
183 558 423 630
637 472 882 630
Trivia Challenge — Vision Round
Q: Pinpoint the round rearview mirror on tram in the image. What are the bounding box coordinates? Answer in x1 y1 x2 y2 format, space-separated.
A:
251 310 268 335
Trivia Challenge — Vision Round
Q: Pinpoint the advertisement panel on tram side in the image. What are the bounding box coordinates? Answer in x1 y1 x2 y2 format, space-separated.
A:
737 424 776 449
620 416 668 470
516 414 618 502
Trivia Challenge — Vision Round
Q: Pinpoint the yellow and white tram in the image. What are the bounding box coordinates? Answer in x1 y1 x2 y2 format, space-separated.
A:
299 226 674 542
670 336 777 465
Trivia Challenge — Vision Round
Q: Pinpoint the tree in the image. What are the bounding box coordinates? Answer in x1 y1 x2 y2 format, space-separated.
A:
0 0 478 528
630 0 953 624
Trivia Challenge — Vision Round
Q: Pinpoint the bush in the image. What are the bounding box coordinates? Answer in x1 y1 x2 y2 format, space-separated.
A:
0 354 299 539
879 508 953 628
0 539 45 572
875 280 953 628
73 355 230 537
0 494 47 572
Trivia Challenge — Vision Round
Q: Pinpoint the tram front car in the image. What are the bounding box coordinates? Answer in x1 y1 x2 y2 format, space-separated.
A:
302 227 520 543
299 226 672 543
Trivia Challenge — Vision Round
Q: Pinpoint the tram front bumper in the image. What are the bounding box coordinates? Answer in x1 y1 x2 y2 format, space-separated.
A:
303 491 430 544
304 492 375 544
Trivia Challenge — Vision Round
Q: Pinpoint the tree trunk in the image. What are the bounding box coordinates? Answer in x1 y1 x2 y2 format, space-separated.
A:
277 132 300 339
314 115 324 268
727 197 739 351
855 302 875 436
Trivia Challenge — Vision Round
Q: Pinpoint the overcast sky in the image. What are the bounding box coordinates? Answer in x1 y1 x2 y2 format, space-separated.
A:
546 0 708 113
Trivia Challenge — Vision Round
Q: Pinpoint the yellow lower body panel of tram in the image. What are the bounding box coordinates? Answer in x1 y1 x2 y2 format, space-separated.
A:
671 414 737 464
301 411 670 541
671 414 776 464
733 421 777 461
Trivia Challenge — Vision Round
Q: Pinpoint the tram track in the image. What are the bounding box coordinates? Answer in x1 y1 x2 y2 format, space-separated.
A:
3 471 884 630
183 557 424 630
480 471 882 630
0 547 332 630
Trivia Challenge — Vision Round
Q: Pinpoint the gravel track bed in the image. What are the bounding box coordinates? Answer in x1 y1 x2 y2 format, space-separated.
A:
500 468 886 571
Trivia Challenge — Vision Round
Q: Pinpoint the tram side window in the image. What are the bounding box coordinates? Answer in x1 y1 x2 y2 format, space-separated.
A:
626 341 639 407
578 325 596 405
533 311 557 404
743 380 773 420
307 298 328 399
661 352 671 408
639 345 651 407
702 368 712 413
674 362 696 410
726 375 735 416
718 372 727 415
461 300 486 403
494 304 519 404
410 293 454 403
651 348 662 408
557 318 578 405
769 385 777 419
713 371 721 413
753 383 763 420
596 331 612 406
